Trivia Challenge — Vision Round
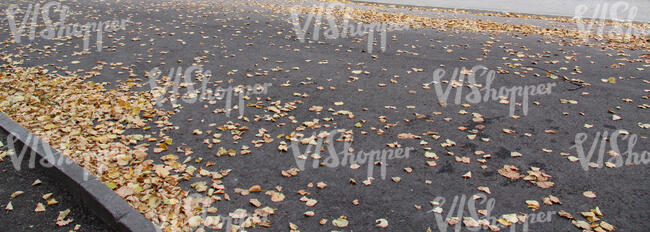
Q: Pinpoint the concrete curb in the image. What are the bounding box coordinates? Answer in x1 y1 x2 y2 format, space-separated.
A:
0 112 160 232
351 0 650 24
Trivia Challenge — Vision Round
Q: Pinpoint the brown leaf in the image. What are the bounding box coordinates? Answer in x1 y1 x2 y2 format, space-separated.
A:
498 165 522 180
397 133 420 139
558 210 574 219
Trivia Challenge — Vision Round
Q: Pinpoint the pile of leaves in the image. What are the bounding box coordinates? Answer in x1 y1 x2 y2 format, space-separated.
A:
0 56 197 230
287 1 648 50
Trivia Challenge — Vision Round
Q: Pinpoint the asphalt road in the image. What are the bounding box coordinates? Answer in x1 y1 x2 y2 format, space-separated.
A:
0 0 648 231
0 129 113 232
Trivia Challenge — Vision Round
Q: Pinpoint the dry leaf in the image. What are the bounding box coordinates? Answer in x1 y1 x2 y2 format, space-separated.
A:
35 203 46 212
332 216 349 228
10 191 24 198
463 217 480 227
477 186 491 194
526 200 540 211
250 199 262 207
558 210 574 219
498 165 522 180
376 218 389 228
572 220 591 230
249 185 262 193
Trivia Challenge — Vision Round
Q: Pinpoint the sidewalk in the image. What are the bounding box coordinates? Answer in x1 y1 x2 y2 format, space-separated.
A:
355 0 650 23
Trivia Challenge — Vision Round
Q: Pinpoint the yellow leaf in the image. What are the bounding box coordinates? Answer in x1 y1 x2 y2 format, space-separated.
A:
10 191 24 198
607 77 616 83
332 216 349 228
47 198 59 206
249 185 262 193
44 123 57 130
35 203 46 212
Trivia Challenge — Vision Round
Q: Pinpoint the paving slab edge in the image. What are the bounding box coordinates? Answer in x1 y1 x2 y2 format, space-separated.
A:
350 0 650 24
0 112 160 232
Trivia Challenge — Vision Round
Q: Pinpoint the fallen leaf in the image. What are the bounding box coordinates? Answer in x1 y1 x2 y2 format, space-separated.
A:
526 200 540 211
376 218 389 228
583 191 597 199
572 220 591 230
462 171 472 178
463 217 480 227
35 203 46 212
10 191 24 198
477 186 491 194
188 216 202 228
250 199 262 207
249 185 262 193
600 221 615 231
558 210 574 219
498 165 522 180
332 216 349 228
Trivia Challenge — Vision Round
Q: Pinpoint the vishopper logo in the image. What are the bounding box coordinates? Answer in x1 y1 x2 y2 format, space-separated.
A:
4 133 105 182
288 129 413 181
424 65 556 117
186 193 269 231
146 65 272 118
6 2 130 51
570 129 649 171
430 193 554 232
573 1 642 42
288 2 409 53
